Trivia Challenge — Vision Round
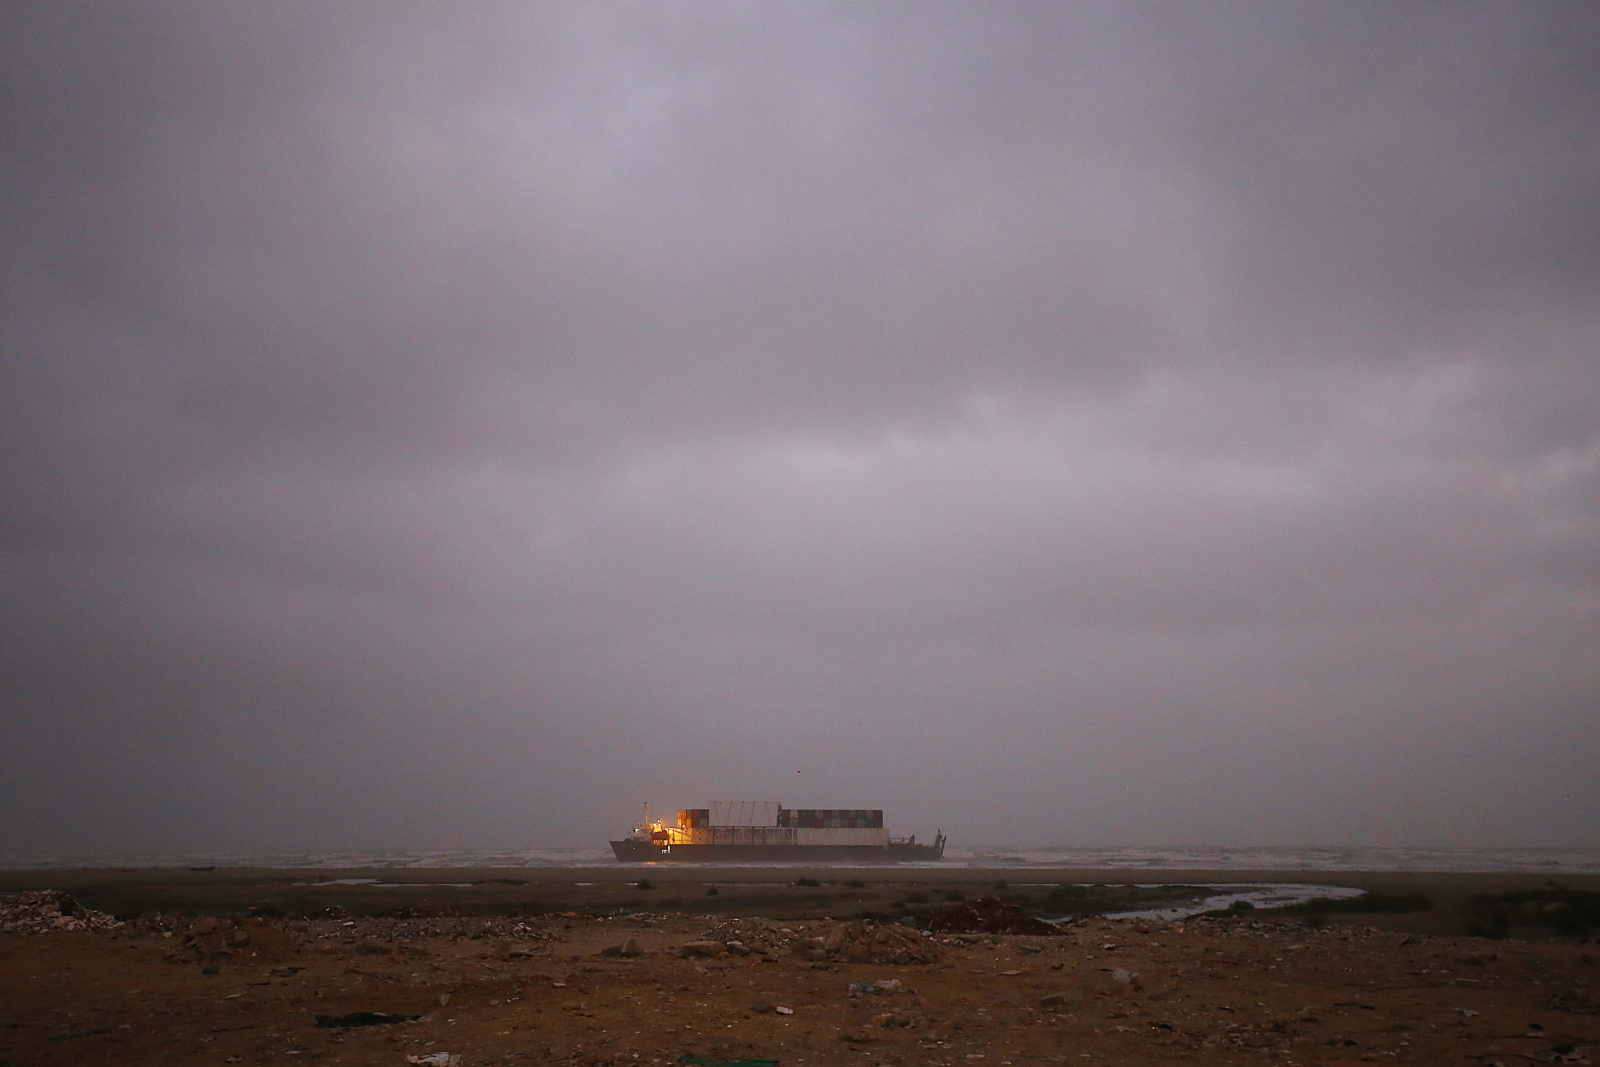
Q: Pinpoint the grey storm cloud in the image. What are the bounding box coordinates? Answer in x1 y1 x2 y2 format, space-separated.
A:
1 1 1596 857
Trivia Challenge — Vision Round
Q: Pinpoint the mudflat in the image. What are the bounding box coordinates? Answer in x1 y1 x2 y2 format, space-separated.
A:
2 867 1597 1066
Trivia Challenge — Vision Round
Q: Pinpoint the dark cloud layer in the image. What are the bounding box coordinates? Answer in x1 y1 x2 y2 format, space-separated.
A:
2 2 1596 856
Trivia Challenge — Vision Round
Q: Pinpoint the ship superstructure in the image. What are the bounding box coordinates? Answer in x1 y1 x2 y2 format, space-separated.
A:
610 800 945 862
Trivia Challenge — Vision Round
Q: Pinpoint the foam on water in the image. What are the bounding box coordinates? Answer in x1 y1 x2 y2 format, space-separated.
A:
4 844 1597 872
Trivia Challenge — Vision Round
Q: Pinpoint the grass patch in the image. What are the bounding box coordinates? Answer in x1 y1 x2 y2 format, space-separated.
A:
1464 887 1600 937
1272 893 1433 921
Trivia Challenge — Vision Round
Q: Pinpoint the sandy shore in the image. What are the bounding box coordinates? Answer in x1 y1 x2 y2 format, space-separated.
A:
2 868 1598 1067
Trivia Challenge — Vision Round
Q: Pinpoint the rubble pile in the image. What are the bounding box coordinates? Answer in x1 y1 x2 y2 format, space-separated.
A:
925 896 1062 936
688 916 940 965
0 889 121 934
818 920 941 965
165 915 301 962
696 917 794 958
331 915 565 943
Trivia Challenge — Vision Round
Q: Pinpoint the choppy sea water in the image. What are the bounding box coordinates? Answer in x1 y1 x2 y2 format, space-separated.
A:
3 844 1597 872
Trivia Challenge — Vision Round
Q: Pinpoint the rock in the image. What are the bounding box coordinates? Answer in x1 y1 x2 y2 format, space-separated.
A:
1111 967 1143 990
619 938 642 958
1039 993 1067 1009
725 942 752 956
680 941 726 959
313 1011 419 1028
1549 988 1600 1014
750 1000 775 1014
230 928 251 945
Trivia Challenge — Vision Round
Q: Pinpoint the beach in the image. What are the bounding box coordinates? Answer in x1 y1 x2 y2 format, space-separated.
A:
3 866 1598 1065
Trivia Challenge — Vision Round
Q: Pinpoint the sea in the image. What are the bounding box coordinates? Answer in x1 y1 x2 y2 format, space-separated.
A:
3 844 1597 873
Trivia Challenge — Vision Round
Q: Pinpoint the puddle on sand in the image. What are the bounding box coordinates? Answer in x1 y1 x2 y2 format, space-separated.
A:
1046 882 1366 923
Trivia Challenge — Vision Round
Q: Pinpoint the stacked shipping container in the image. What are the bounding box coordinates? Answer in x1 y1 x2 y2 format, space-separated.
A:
666 801 889 846
779 808 884 829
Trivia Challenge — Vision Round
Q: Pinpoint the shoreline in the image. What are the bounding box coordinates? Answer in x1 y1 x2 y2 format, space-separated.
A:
6 864 1599 889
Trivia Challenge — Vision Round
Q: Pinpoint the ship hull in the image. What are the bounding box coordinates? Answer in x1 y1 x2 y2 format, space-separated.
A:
609 840 945 863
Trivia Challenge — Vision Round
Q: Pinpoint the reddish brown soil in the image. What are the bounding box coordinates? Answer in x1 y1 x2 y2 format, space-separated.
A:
3 906 1599 1066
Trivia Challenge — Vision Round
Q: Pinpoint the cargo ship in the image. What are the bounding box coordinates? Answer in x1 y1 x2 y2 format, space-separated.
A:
610 801 946 862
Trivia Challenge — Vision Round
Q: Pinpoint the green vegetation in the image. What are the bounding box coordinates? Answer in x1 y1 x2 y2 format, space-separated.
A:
1464 886 1600 938
1213 892 1430 922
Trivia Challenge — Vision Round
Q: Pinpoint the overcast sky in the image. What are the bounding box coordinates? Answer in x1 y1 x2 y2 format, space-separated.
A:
2 1 1597 858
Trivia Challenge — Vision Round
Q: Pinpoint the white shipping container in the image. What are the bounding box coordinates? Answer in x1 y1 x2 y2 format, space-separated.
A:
709 800 782 826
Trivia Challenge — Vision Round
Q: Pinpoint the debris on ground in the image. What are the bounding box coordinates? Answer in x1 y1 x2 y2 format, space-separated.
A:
1550 988 1600 1014
924 896 1062 936
847 978 906 996
0 890 121 934
819 920 940 964
405 1053 461 1066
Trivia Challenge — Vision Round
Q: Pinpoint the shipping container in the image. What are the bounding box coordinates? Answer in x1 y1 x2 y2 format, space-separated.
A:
616 800 943 862
708 800 782 827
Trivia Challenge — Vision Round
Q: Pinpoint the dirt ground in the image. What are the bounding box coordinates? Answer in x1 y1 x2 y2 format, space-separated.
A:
3 886 1599 1067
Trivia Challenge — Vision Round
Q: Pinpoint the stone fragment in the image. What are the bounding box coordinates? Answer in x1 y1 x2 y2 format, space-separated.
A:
680 940 726 958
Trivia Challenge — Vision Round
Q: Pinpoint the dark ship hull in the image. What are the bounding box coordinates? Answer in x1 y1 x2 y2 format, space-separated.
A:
610 838 946 863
